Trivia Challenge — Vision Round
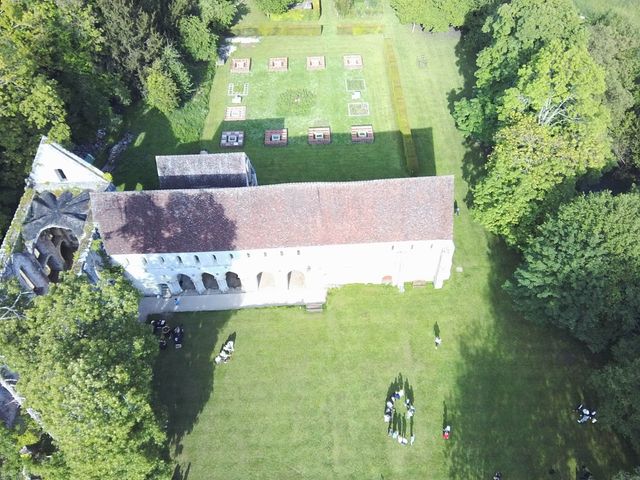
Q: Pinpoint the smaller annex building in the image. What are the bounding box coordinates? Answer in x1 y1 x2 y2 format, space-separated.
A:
2 138 455 312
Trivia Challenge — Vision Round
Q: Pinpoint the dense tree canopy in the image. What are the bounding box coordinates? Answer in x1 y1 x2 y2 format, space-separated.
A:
390 0 484 32
454 0 588 141
586 14 640 168
0 0 227 241
255 0 290 15
0 273 169 479
470 39 609 245
507 192 640 353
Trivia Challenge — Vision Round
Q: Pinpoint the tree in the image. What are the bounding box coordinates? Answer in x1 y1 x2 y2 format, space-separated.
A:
200 0 237 29
0 273 169 479
470 39 610 246
472 117 579 245
587 14 640 166
92 0 164 92
454 0 587 140
144 62 179 114
590 358 640 449
613 468 640 480
506 192 640 352
475 0 585 92
179 16 217 61
255 0 290 15
390 0 488 32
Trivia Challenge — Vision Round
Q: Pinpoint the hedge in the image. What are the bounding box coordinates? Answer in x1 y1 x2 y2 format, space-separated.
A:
336 23 384 35
271 0 321 21
383 39 419 175
231 23 322 36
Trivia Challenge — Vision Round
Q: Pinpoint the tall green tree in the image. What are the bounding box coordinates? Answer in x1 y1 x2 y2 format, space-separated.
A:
591 358 640 449
472 40 610 245
506 192 640 352
390 0 487 32
179 16 217 61
255 0 290 15
587 14 640 166
454 0 587 141
0 273 169 479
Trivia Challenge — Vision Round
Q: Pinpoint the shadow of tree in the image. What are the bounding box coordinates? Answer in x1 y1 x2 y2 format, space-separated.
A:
153 311 232 458
444 237 637 478
101 191 237 254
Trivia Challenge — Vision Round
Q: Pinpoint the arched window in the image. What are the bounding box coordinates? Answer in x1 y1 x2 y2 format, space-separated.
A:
288 271 305 289
212 254 217 262
202 273 219 290
178 274 196 290
176 256 183 264
226 272 242 289
194 255 200 264
256 272 276 289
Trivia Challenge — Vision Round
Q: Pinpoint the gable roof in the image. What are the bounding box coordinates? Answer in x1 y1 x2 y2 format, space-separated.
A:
156 153 251 189
29 137 110 191
91 176 454 255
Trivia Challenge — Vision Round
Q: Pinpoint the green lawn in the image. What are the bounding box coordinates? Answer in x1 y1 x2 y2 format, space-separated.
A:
155 261 636 479
200 35 406 184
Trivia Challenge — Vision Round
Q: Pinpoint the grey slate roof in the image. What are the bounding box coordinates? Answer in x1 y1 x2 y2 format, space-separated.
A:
156 153 250 189
22 191 90 242
91 176 454 255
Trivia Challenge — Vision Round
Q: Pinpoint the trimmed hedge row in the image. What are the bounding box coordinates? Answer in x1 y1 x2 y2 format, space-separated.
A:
271 0 321 21
383 39 419 175
231 23 322 36
336 23 384 35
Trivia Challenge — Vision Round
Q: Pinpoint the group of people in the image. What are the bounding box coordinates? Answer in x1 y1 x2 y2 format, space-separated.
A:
151 318 185 350
575 403 597 424
384 389 415 446
214 339 235 364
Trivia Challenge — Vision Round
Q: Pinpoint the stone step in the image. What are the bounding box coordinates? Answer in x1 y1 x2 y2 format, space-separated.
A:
306 303 324 313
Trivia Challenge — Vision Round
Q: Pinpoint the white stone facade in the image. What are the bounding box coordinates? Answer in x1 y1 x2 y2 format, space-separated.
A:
28 138 111 193
112 239 454 308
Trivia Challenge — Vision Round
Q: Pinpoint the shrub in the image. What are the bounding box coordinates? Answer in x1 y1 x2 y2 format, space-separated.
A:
383 39 418 174
336 23 384 34
179 15 218 61
231 23 322 35
277 88 316 115
270 0 321 21
144 64 179 114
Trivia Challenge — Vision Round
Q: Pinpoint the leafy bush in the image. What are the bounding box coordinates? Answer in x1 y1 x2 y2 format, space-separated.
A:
144 64 179 114
336 23 384 34
271 0 321 20
255 0 291 14
231 23 322 35
335 0 353 16
179 15 218 61
383 39 418 174
277 89 316 115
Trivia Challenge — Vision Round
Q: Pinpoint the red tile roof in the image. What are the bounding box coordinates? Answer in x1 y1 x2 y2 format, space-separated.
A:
90 176 454 255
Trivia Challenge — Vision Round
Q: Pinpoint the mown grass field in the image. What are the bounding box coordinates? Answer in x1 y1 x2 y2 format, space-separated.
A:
200 35 406 184
111 0 640 476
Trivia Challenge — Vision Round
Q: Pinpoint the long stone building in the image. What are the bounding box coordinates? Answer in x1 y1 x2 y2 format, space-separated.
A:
1 138 455 311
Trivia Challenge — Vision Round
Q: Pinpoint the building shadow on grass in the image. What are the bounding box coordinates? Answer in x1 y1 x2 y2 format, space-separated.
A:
444 236 637 479
152 311 233 465
202 119 433 183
